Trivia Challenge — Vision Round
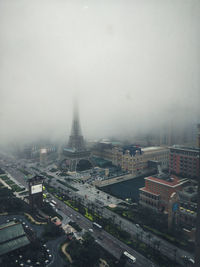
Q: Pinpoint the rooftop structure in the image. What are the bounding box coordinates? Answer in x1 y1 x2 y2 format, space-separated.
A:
0 221 30 256
178 180 198 202
142 146 163 152
145 175 185 187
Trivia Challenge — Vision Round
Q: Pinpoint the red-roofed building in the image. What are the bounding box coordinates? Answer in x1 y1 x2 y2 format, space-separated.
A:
51 217 62 227
139 175 186 212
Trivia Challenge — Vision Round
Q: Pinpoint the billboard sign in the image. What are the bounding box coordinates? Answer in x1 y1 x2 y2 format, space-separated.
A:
31 184 42 194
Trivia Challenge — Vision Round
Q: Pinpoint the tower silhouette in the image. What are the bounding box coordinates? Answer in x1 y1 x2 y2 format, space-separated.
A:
59 102 92 171
68 104 85 151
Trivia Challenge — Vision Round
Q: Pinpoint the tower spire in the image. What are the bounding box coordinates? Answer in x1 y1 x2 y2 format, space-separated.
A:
60 99 91 171
68 100 85 151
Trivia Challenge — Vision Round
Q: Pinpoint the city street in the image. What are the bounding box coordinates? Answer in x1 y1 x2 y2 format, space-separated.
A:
51 194 157 267
0 155 194 266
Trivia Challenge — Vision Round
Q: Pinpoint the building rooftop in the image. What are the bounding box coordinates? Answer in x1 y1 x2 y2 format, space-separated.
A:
180 185 198 197
170 145 199 152
122 145 142 156
40 148 47 154
0 221 30 256
63 148 76 153
145 175 185 187
142 146 166 152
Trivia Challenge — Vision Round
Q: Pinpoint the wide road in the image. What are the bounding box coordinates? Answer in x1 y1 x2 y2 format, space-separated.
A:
51 195 156 267
49 176 194 265
101 207 194 265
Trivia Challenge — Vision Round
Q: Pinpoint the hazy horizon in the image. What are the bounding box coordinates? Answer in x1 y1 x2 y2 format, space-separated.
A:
0 0 200 145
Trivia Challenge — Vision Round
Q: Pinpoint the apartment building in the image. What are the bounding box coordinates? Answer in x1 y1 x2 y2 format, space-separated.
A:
169 146 199 179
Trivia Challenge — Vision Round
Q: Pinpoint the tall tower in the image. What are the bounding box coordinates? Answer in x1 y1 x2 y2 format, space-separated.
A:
68 104 85 151
60 102 92 171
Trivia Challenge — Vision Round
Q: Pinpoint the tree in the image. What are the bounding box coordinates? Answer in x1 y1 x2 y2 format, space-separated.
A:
43 222 63 239
173 248 177 262
140 231 144 241
69 233 100 267
146 233 152 247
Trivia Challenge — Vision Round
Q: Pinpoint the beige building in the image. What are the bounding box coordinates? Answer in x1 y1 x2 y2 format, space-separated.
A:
112 146 169 174
92 142 169 174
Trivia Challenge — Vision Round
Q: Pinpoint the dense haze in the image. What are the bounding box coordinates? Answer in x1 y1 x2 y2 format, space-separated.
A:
0 0 200 145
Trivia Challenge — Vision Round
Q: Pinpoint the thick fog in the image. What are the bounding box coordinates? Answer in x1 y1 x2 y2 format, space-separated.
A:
0 0 200 145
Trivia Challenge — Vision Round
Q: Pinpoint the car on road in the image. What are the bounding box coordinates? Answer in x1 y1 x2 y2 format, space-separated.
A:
89 228 93 233
136 224 140 228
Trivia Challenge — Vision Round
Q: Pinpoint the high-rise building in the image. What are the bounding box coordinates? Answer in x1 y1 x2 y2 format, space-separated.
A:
40 148 47 167
169 146 199 179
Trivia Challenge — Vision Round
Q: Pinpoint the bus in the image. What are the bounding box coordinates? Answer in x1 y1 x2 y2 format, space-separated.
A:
92 222 102 230
49 203 55 208
123 251 136 263
51 200 57 206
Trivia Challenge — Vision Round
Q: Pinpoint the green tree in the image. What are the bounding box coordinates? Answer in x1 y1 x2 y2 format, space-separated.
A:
69 233 100 267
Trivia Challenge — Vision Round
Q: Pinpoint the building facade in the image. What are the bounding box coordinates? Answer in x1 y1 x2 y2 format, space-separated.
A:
112 146 169 174
169 146 199 179
139 175 186 212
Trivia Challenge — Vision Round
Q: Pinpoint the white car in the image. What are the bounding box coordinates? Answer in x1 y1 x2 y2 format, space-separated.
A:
89 228 93 233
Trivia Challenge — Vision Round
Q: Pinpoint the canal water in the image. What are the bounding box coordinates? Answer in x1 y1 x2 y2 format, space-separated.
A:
102 176 145 202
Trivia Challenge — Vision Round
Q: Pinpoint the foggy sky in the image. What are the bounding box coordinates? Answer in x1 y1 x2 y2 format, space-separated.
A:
0 0 200 145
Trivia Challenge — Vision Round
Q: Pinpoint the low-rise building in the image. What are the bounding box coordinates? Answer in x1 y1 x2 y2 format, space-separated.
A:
139 174 186 212
92 143 169 174
113 146 169 174
178 203 197 228
0 221 30 257
177 181 198 228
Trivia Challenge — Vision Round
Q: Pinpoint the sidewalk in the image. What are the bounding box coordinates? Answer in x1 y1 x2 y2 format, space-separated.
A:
61 242 73 263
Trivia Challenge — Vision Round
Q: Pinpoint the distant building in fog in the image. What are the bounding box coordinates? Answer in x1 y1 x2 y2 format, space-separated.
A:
92 143 169 173
113 146 169 173
40 148 47 167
